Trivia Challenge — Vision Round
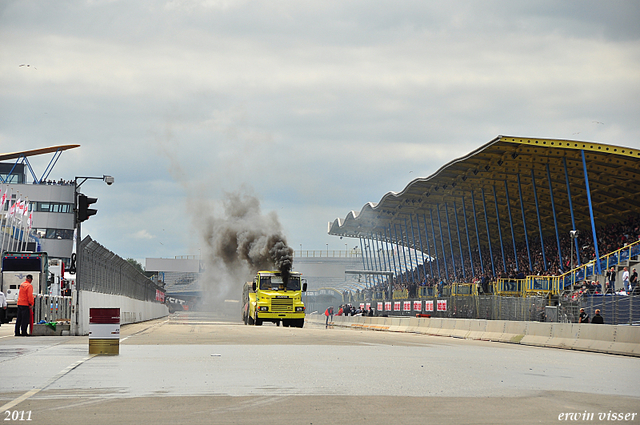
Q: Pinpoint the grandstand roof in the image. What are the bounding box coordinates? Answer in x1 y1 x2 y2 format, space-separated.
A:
328 136 640 251
0 144 80 162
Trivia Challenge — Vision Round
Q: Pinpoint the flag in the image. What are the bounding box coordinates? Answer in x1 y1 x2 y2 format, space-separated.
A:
9 198 19 216
16 200 26 223
28 212 33 229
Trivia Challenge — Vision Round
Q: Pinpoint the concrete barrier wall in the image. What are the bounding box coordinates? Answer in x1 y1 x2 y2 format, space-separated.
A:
76 290 169 335
520 322 553 347
310 314 640 357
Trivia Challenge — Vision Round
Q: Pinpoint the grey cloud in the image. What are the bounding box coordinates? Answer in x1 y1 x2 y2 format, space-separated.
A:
1 0 638 261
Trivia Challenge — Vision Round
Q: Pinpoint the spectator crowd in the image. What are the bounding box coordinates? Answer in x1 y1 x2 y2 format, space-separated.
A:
359 215 640 296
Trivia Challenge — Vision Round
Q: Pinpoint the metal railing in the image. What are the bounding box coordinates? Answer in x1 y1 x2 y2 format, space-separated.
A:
513 240 640 296
295 250 362 258
34 294 72 323
495 278 525 296
552 240 640 292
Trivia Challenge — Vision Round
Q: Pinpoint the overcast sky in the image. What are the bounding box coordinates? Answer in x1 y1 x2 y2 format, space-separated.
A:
1 0 639 264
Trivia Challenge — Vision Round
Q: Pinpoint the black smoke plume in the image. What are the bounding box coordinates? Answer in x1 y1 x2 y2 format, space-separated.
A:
199 189 294 302
269 240 293 286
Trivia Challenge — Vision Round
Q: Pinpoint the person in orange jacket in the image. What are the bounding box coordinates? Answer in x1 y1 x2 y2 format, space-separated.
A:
324 306 334 328
15 275 34 337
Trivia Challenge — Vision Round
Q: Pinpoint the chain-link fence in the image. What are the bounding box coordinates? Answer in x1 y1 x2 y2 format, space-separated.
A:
561 294 640 325
343 294 640 325
78 236 164 302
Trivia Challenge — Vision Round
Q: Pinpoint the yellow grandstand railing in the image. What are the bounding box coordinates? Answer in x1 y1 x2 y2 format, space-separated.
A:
418 286 436 297
451 283 477 296
495 278 526 297
393 289 409 299
524 276 554 296
527 239 640 296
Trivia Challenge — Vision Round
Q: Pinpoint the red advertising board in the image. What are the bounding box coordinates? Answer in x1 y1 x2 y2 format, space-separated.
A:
437 300 447 311
385 302 392 311
403 301 411 311
377 302 383 312
413 300 422 311
394 301 401 311
155 289 165 302
425 300 434 311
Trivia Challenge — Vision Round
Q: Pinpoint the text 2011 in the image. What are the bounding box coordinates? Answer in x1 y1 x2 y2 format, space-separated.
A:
3 411 32 421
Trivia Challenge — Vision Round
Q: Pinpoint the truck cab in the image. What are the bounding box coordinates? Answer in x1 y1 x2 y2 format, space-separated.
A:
243 270 306 328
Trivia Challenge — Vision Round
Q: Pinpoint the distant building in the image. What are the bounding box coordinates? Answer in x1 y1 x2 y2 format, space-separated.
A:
1 171 76 262
0 145 79 263
145 257 201 295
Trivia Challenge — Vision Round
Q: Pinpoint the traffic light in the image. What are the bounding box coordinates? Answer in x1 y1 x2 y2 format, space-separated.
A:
77 193 98 223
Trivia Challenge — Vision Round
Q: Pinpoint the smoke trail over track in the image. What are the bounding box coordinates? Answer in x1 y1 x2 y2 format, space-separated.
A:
198 189 294 309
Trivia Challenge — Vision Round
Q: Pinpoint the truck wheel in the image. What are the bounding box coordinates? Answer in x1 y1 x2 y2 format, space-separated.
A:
248 315 254 325
296 319 304 328
255 315 262 326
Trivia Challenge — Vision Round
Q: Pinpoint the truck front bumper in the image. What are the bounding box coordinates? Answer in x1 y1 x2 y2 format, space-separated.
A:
256 312 305 320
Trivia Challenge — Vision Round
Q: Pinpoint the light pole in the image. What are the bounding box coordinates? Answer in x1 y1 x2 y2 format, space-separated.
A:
570 229 579 286
73 175 115 270
72 175 114 335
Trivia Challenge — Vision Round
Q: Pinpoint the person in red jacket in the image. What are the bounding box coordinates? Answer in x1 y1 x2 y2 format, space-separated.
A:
15 275 34 337
324 306 334 328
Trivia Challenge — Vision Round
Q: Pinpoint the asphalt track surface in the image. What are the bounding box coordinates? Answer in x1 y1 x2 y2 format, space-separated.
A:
0 312 638 425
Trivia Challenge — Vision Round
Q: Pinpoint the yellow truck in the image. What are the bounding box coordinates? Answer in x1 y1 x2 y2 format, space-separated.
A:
242 270 307 328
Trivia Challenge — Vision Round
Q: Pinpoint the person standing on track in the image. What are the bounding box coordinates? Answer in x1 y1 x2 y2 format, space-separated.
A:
324 306 334 328
15 274 34 336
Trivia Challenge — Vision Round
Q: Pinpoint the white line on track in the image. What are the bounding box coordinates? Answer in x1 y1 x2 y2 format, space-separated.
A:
120 318 169 342
0 354 97 411
1 318 169 409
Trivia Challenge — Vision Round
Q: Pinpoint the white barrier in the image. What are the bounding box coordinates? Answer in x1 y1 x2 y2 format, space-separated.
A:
309 314 640 357
520 322 553 347
479 320 506 342
75 290 169 335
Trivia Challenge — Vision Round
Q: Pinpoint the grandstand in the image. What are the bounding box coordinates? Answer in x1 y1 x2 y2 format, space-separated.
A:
328 136 640 324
